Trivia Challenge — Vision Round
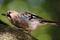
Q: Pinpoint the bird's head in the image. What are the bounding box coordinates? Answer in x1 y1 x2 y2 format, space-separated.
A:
2 10 20 20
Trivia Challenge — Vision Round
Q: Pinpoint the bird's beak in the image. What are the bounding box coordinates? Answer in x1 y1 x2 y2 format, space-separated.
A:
1 13 6 16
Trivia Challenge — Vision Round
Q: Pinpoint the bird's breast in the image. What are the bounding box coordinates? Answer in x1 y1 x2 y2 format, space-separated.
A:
27 19 40 31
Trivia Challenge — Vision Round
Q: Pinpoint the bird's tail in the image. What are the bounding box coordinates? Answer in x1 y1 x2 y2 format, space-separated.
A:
40 20 60 26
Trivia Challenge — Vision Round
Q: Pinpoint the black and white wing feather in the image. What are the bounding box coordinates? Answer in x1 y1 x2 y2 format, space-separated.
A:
23 12 60 26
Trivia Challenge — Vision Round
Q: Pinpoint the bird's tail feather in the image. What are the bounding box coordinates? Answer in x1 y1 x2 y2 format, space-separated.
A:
41 20 60 26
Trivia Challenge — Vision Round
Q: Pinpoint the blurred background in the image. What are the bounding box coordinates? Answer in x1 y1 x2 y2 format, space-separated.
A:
0 0 60 40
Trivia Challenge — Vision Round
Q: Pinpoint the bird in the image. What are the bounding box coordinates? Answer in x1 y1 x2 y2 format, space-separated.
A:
2 10 60 32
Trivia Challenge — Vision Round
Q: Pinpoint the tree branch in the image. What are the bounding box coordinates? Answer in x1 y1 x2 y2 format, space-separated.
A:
0 20 38 40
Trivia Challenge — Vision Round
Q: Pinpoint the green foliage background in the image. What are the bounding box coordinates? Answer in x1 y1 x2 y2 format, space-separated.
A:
0 0 60 40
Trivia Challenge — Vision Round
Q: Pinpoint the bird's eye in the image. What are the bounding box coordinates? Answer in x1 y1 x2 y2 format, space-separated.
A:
8 12 11 14
6 11 11 18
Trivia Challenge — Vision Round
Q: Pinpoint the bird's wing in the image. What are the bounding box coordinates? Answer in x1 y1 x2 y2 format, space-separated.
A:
23 12 45 20
12 15 30 30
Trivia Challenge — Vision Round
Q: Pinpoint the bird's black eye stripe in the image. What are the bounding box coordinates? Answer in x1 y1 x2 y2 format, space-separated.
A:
7 14 11 18
6 12 11 18
8 12 11 14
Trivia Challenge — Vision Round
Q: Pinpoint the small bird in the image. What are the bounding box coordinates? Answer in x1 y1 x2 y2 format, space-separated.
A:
2 10 60 32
